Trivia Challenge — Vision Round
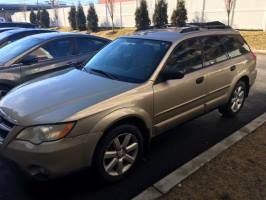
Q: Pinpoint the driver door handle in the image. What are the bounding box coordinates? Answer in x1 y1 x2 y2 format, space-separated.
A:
196 76 204 84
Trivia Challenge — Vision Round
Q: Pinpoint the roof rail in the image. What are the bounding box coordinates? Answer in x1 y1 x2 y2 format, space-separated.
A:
148 24 200 33
180 27 200 33
187 21 232 29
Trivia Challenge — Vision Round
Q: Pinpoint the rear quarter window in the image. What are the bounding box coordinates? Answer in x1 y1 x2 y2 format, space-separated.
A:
221 35 250 58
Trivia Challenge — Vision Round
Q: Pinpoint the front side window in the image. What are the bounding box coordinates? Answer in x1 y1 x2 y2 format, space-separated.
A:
166 38 203 74
202 36 228 66
24 38 74 63
76 37 107 55
84 38 171 83
221 35 250 58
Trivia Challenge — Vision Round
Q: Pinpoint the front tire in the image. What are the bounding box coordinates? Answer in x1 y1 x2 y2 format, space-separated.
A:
93 124 143 182
219 80 247 117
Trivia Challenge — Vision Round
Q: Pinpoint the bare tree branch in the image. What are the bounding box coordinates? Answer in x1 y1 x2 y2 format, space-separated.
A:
106 0 114 32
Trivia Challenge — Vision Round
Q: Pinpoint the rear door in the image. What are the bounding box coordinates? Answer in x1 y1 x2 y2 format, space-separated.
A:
74 37 108 68
203 35 249 111
19 37 76 83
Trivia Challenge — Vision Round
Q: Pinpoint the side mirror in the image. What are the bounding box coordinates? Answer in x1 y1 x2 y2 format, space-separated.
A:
21 55 38 65
161 67 185 81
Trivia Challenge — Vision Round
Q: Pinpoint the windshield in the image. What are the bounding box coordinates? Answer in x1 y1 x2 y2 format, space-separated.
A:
0 30 19 41
0 37 41 65
84 38 171 83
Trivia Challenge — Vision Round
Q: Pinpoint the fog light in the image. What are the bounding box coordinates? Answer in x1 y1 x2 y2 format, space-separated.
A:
28 165 49 179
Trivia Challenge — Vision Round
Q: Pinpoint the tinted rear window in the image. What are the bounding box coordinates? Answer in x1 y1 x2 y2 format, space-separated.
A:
221 35 250 58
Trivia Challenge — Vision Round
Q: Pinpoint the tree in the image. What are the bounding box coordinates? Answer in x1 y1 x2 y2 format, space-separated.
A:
171 0 187 27
36 9 41 27
225 0 234 26
135 0 151 30
76 3 86 31
87 4 98 32
106 0 115 32
152 0 168 27
29 10 37 25
40 8 50 28
68 5 77 30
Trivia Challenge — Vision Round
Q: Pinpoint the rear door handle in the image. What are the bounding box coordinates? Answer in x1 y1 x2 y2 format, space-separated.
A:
196 76 204 84
230 65 236 71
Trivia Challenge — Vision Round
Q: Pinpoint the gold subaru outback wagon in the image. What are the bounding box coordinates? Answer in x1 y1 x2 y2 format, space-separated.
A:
0 23 257 182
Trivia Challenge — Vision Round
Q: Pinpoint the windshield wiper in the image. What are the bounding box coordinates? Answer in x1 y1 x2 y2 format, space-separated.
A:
89 68 118 80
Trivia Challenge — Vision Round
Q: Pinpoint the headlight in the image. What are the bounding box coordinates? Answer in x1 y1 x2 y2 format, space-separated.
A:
16 123 75 145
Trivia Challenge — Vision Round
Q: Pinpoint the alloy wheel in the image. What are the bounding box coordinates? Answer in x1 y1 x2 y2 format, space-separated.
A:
103 133 139 176
230 85 245 113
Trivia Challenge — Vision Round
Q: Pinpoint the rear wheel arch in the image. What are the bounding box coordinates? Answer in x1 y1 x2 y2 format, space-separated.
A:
238 76 250 97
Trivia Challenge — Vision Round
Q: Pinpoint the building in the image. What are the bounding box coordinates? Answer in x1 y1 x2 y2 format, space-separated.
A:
11 0 266 31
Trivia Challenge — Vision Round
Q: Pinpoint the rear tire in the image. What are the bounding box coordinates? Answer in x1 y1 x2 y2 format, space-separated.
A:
93 124 143 182
219 81 247 117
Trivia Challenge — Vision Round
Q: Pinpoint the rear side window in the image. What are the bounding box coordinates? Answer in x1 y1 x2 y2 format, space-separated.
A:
166 38 203 74
221 35 250 58
76 37 107 55
201 36 228 66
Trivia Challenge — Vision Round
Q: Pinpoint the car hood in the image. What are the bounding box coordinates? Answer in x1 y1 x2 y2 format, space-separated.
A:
0 69 138 126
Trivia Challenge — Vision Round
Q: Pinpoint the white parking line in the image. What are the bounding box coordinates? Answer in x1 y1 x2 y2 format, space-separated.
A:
132 112 266 200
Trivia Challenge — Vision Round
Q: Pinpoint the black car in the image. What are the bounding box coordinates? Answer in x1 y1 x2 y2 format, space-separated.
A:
0 22 37 28
0 27 18 33
0 28 55 48
0 32 110 96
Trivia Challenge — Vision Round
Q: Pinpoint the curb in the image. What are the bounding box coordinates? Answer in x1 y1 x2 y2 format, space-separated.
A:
132 112 266 200
253 50 266 55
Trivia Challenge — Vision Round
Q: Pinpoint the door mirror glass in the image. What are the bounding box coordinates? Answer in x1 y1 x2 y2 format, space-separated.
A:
20 54 38 65
162 67 185 81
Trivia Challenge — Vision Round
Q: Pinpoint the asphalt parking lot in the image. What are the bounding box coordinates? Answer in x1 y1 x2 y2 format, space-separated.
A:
0 54 265 200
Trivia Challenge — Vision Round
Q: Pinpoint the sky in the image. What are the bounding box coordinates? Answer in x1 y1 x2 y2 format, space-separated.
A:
0 0 97 5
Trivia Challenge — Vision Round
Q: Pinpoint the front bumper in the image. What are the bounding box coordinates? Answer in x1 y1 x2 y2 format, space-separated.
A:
0 126 101 179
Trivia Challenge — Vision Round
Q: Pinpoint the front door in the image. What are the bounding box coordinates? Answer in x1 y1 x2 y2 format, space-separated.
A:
153 38 207 134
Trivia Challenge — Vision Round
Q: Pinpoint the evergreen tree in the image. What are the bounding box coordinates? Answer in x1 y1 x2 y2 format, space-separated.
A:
135 0 151 30
87 4 98 32
36 9 41 27
152 0 168 27
68 5 77 30
40 9 50 28
171 0 187 27
76 3 86 31
29 10 37 25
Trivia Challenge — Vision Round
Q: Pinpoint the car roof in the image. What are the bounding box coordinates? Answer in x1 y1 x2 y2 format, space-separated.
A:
0 27 17 31
29 32 111 42
3 28 51 34
123 27 239 43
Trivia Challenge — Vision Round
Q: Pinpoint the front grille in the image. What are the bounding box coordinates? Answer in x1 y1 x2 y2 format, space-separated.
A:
0 116 14 140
